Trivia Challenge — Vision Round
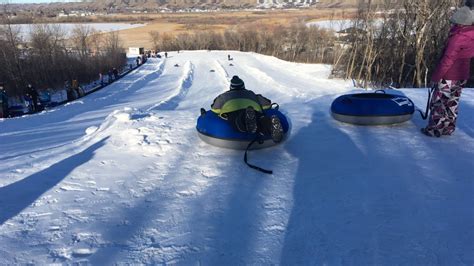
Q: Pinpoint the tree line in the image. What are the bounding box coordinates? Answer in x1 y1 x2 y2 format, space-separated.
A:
334 0 470 88
149 22 339 64
149 0 471 88
0 21 126 96
2 14 155 25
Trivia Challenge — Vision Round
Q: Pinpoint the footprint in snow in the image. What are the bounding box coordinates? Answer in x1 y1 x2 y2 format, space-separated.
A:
72 248 95 258
85 126 98 135
176 190 197 197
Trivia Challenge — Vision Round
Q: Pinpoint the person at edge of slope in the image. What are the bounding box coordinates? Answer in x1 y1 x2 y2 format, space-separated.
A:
65 80 76 101
422 1 474 137
0 82 8 118
71 78 83 97
209 75 283 143
26 83 39 112
107 69 113 83
112 68 119 80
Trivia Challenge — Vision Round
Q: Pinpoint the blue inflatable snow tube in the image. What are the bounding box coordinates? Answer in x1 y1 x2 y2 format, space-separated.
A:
331 92 415 125
196 108 290 150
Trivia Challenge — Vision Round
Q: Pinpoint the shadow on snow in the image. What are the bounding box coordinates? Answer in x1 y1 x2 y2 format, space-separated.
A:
0 137 108 225
280 101 474 265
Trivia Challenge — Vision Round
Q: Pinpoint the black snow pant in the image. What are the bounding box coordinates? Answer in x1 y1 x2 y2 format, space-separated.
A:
31 96 39 112
225 109 273 136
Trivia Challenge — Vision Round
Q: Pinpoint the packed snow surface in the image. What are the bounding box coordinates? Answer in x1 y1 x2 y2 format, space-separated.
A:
1 51 473 264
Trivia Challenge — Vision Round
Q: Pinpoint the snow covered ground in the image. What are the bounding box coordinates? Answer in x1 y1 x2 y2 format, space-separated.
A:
0 51 473 264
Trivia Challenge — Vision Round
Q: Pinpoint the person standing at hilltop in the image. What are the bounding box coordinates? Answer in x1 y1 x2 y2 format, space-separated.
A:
422 2 474 137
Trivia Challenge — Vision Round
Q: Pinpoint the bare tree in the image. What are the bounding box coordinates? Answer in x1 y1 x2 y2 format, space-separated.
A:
336 0 458 88
0 2 25 93
103 31 126 71
28 24 67 87
70 25 95 59
1 11 126 95
149 30 160 51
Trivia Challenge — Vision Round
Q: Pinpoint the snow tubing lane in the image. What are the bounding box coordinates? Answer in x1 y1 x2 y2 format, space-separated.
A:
196 109 289 150
331 92 415 125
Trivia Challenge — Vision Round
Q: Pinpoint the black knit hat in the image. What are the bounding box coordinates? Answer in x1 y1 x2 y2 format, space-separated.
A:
230 75 245 90
464 0 473 9
450 6 474 25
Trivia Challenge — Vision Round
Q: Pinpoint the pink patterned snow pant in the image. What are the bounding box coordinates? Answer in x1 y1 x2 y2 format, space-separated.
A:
423 80 466 137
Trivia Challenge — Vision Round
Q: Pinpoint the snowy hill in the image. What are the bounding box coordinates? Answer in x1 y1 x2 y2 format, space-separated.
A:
0 51 473 264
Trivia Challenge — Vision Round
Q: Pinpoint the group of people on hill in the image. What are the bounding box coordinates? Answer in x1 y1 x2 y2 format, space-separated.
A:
65 79 86 102
99 67 120 86
136 54 148 67
0 63 132 118
0 83 42 118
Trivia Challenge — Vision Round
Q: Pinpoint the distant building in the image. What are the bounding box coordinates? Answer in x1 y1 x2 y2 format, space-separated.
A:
258 0 319 6
58 10 93 18
128 47 145 56
318 0 400 5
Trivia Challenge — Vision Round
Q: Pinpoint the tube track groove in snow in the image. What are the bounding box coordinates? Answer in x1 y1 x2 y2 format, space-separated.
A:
148 61 195 111
96 60 166 101
214 60 230 79
243 64 299 97
125 60 166 90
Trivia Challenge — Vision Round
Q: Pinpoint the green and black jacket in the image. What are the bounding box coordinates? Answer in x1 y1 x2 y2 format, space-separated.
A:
211 89 271 116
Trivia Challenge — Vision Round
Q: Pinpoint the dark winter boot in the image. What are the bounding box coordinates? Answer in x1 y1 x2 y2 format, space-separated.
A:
270 115 283 143
245 106 257 134
421 128 441 138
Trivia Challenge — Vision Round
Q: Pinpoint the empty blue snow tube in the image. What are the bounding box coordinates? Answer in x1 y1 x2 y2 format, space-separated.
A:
331 91 415 125
196 108 290 150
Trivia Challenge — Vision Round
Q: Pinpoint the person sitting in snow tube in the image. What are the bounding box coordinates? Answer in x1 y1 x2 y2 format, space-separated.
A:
210 75 284 143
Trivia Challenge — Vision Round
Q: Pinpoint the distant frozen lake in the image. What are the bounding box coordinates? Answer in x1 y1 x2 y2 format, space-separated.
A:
306 19 383 31
306 19 354 31
7 23 146 39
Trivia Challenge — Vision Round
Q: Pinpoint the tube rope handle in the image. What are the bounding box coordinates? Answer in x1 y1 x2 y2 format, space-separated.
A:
244 138 273 175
